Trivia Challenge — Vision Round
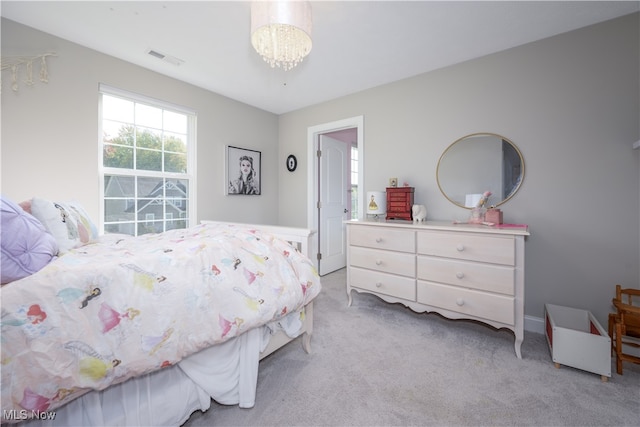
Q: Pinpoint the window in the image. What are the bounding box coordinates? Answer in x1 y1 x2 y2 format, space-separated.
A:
99 85 196 236
350 143 358 220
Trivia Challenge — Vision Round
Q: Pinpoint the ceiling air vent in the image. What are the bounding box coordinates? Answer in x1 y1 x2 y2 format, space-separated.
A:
146 49 184 66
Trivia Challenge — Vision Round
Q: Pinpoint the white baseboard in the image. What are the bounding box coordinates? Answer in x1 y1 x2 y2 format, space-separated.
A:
525 315 545 335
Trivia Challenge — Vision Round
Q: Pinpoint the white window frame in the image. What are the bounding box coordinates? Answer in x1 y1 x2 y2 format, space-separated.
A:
98 84 197 235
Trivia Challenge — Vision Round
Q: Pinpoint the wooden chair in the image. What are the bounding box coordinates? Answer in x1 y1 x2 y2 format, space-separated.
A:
608 284 640 375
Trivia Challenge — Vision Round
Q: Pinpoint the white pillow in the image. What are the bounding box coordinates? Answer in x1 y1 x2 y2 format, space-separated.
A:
30 198 98 254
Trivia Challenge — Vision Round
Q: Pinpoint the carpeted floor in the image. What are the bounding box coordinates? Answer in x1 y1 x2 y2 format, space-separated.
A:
183 268 640 426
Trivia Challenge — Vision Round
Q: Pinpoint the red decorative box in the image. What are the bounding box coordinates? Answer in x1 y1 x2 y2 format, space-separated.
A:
485 208 503 224
386 187 414 221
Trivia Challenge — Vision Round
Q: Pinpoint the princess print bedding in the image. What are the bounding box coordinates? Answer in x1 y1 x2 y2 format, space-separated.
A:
1 222 321 419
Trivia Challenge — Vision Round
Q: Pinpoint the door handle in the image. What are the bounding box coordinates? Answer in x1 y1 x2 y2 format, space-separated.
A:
344 209 348 213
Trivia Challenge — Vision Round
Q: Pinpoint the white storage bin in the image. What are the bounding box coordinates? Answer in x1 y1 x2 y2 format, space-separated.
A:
544 304 611 381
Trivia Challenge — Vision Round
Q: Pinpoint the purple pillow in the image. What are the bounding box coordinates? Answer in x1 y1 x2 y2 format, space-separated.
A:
1 196 59 284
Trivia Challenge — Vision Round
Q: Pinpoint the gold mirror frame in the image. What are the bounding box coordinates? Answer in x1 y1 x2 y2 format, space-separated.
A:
436 133 525 209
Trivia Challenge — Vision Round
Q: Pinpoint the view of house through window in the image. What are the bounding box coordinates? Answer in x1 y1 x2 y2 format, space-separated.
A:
100 85 195 236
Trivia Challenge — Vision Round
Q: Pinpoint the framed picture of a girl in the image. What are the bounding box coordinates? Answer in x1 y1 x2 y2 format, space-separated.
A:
226 146 261 195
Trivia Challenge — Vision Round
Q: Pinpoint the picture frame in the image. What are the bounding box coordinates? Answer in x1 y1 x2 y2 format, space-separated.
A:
389 177 398 188
226 145 261 195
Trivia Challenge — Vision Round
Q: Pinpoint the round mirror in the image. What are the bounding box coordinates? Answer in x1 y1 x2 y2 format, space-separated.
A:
436 133 524 209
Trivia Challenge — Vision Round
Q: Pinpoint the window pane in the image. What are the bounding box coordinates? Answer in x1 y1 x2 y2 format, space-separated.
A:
136 148 162 171
138 221 164 235
166 197 186 210
165 152 187 173
137 177 162 196
163 110 187 134
351 187 358 220
103 95 134 122
108 124 135 146
136 127 162 149
104 145 134 169
105 222 135 235
104 198 135 222
164 133 187 154
104 175 134 197
167 179 188 196
167 200 188 219
137 198 161 221
135 103 162 129
166 219 187 231
103 120 133 145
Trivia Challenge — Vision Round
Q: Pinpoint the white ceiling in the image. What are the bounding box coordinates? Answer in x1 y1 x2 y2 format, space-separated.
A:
2 1 638 115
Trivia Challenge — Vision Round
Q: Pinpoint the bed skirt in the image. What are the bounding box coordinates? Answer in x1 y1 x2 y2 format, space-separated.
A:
18 326 272 426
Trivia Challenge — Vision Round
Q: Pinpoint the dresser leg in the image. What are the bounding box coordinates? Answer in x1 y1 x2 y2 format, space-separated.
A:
347 289 353 307
514 335 523 359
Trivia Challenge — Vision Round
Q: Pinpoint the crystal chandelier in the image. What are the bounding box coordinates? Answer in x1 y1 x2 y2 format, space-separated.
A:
250 1 312 71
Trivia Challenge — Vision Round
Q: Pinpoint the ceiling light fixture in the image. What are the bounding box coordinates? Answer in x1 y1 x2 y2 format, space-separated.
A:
250 1 312 71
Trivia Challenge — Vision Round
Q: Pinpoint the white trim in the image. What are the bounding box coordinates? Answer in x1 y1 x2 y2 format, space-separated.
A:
306 116 364 270
524 314 545 335
99 83 196 115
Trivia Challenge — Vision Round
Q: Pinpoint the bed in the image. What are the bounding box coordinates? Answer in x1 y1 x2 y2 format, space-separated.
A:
0 196 321 425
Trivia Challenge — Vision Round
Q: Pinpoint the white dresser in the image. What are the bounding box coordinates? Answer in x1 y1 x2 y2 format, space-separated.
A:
346 220 529 358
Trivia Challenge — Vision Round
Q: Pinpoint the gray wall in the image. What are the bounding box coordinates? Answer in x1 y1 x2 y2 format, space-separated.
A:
1 14 638 329
1 18 280 226
278 13 640 327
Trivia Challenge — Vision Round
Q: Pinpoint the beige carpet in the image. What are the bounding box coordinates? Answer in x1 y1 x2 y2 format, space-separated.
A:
183 268 640 426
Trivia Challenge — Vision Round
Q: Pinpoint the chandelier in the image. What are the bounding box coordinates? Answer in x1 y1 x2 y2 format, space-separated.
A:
250 1 312 71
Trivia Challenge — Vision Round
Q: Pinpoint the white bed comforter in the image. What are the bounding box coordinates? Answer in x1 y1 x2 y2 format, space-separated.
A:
1 223 320 420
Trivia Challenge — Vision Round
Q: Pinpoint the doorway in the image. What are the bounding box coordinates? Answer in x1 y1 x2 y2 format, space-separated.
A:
307 116 364 276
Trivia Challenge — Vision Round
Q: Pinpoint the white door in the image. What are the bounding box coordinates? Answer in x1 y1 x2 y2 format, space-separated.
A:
318 135 348 275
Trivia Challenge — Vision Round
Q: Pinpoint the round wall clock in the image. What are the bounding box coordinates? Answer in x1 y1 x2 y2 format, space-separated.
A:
286 154 297 172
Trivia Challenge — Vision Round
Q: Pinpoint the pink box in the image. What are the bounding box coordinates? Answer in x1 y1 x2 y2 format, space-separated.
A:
485 209 503 224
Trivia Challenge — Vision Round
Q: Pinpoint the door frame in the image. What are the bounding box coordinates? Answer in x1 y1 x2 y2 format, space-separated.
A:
306 116 364 270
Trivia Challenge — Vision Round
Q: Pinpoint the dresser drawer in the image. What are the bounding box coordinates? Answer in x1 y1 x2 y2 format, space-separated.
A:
350 267 416 300
417 256 514 296
388 202 409 212
350 246 415 277
349 226 415 253
417 231 515 265
417 281 515 325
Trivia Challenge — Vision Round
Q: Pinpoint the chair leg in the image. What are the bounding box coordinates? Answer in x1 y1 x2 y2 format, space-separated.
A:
608 314 615 356
615 323 623 375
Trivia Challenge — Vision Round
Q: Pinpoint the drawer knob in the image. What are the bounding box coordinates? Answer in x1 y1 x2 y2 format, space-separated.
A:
375 237 383 243
456 298 465 306
456 272 465 279
375 282 382 288
456 244 465 252
375 260 382 266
